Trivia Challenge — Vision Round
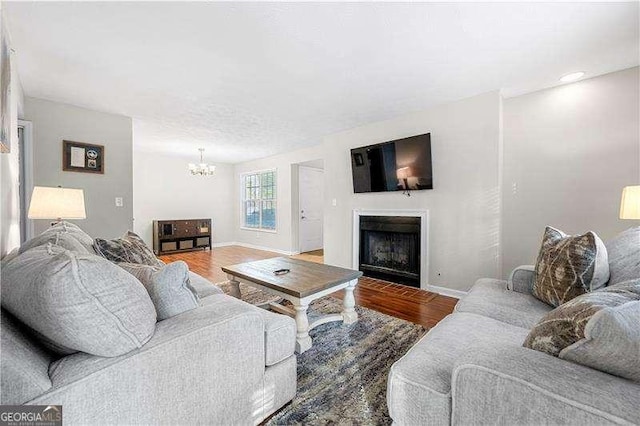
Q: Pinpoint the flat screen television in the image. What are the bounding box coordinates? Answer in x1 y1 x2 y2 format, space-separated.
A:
350 133 433 193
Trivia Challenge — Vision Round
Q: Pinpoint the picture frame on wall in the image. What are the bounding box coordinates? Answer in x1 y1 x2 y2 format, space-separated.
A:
63 140 105 174
0 14 12 154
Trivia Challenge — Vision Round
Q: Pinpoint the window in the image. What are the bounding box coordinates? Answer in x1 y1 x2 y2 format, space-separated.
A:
242 170 276 231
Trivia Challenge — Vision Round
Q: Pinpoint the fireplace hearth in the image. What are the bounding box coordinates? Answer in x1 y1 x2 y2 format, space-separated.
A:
359 216 421 287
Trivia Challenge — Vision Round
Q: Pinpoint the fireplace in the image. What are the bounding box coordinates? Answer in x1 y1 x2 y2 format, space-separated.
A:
359 215 421 287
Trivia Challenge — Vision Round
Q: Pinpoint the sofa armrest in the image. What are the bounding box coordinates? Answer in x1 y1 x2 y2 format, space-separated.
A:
508 265 535 294
34 294 267 425
189 271 224 298
451 346 640 425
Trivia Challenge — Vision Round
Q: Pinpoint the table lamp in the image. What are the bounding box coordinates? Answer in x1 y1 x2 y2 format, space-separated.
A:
619 185 640 219
397 167 411 189
28 186 86 225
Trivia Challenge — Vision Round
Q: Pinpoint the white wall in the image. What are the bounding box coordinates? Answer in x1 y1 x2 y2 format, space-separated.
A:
323 91 502 293
0 7 24 257
234 144 324 254
502 67 640 275
24 97 133 239
133 149 235 246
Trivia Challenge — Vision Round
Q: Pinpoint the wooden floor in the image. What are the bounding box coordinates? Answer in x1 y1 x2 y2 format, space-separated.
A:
161 246 457 328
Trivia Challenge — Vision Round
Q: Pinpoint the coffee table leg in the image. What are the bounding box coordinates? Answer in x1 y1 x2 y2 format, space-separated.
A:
227 274 241 299
294 303 312 354
342 279 358 324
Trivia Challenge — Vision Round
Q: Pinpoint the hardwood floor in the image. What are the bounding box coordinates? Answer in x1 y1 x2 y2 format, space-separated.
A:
160 246 458 328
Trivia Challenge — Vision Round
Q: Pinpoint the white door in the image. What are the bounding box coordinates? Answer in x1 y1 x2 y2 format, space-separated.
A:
299 166 324 253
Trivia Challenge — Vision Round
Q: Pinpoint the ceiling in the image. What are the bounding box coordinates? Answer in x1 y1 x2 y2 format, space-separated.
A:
5 2 639 163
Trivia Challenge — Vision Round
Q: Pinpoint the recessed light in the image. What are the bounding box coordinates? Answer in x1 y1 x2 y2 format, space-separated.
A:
560 72 585 83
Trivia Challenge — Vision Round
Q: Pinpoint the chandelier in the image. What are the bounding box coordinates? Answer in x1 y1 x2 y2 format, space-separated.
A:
188 148 216 176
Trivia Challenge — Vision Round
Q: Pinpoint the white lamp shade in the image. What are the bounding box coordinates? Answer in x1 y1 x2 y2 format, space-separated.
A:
619 185 640 220
396 167 411 180
28 186 87 220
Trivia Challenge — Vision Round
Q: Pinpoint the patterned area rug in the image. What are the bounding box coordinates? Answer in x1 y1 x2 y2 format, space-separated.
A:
215 281 427 425
216 281 282 305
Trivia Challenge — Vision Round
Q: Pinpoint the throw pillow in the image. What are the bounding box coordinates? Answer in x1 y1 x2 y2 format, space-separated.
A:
94 231 164 267
118 261 200 320
1 244 157 357
19 221 95 254
605 226 640 286
524 280 640 382
532 226 609 307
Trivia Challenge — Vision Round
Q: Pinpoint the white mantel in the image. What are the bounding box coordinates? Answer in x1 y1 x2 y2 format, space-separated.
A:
352 209 430 290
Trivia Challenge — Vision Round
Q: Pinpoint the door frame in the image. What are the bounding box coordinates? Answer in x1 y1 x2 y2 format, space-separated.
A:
298 165 324 253
18 120 34 242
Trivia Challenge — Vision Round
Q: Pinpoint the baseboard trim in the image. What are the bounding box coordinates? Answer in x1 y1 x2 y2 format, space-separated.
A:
232 242 299 256
212 242 236 248
426 285 467 299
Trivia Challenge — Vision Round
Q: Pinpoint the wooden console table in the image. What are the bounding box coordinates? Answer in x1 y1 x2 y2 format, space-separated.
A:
153 219 212 255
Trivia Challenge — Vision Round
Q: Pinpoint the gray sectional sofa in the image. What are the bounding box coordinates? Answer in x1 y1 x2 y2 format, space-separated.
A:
1 227 297 425
387 229 640 425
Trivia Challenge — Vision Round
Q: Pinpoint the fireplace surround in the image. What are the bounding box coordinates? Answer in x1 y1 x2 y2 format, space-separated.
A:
352 209 429 289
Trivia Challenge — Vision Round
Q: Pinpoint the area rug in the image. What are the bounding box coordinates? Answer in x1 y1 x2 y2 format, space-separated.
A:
215 282 427 425
216 280 282 306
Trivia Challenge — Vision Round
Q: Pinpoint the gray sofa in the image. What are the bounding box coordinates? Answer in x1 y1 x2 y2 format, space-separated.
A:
1 236 297 424
387 232 640 425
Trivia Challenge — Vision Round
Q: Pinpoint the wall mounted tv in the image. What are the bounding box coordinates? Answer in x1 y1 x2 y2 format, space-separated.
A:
350 133 433 194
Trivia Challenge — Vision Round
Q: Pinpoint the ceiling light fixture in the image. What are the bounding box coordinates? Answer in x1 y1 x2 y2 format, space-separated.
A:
560 72 585 83
188 148 215 176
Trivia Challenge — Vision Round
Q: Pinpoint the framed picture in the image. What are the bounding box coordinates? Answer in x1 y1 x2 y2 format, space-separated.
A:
0 15 12 154
63 140 105 174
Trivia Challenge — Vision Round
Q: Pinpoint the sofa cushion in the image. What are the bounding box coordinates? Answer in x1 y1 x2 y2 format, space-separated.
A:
524 280 640 382
94 231 164 267
387 312 530 425
456 278 553 329
19 221 95 254
189 272 224 298
200 296 295 366
1 244 157 357
532 226 609 307
0 309 53 404
118 261 200 320
605 227 640 286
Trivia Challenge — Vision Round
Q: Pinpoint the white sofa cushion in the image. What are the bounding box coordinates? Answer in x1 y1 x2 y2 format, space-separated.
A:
1 244 156 357
456 278 553 329
606 227 640 286
19 221 95 254
118 261 200 320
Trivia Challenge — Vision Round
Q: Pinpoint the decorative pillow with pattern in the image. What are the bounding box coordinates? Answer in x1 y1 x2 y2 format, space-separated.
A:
524 280 640 382
94 231 164 267
532 226 609 307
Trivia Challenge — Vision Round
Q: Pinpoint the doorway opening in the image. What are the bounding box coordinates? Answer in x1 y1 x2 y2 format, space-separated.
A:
296 159 324 258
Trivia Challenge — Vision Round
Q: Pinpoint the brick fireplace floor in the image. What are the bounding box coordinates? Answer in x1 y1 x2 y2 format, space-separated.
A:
160 245 458 328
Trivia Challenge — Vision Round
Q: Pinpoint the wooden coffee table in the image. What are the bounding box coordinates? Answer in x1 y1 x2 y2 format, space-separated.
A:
221 257 363 353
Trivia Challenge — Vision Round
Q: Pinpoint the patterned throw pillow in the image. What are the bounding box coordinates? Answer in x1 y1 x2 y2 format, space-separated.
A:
532 227 609 307
94 231 164 267
524 280 640 382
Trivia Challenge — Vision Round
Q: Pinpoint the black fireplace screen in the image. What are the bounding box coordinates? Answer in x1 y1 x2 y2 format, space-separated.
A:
359 216 421 287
